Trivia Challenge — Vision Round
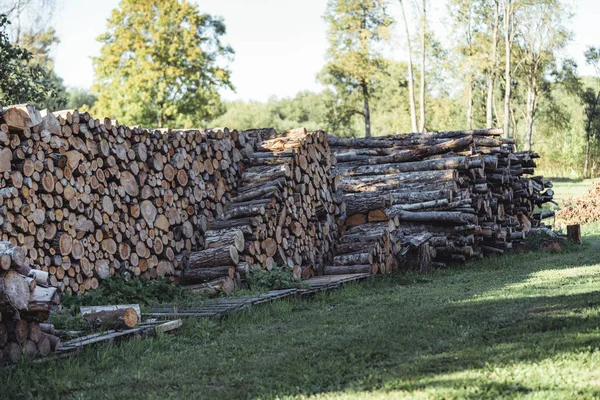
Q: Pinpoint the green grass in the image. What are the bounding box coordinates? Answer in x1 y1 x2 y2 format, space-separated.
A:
3 226 600 399
537 178 595 215
550 179 596 205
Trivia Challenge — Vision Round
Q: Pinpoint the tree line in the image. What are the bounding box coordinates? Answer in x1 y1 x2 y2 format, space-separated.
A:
1 0 600 178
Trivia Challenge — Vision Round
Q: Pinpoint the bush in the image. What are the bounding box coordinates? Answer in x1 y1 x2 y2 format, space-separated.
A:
60 275 185 313
246 264 307 291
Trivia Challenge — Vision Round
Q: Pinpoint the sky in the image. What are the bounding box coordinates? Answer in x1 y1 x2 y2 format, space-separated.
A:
46 0 600 103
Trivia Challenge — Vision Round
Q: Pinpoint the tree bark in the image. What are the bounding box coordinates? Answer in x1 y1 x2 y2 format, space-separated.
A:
83 307 139 329
419 0 427 132
503 0 513 139
583 91 600 177
524 84 536 151
400 0 418 132
486 0 500 128
362 82 371 138
467 80 473 130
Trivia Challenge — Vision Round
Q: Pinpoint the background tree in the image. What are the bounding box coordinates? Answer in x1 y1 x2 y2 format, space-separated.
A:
502 0 517 138
18 27 67 110
485 0 500 128
515 0 571 151
419 0 427 131
0 14 63 108
93 0 234 128
448 0 482 130
66 87 97 112
0 0 57 43
320 0 393 137
398 0 417 132
581 47 600 178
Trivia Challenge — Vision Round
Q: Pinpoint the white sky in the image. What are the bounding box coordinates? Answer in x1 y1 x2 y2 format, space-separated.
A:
49 0 600 102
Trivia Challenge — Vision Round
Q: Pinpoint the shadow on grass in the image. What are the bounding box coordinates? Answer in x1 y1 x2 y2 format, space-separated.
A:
3 237 600 399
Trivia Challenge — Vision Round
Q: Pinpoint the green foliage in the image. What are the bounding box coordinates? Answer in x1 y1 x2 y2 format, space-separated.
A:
212 90 334 132
92 0 233 128
60 275 185 313
0 14 64 109
212 60 467 138
48 311 89 332
246 264 307 291
319 0 393 137
66 87 97 112
17 27 68 110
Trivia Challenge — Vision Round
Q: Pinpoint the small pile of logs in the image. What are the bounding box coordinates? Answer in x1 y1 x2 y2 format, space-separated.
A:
0 105 249 294
181 128 340 287
556 180 600 228
0 242 60 363
329 128 555 272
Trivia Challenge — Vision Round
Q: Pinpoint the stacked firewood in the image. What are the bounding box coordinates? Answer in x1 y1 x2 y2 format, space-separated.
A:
183 128 339 286
0 242 60 363
0 105 247 294
0 103 555 296
329 128 554 271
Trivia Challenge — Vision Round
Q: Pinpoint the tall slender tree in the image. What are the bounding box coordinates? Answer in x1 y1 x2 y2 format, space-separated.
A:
582 47 600 178
516 0 571 151
0 0 57 43
320 0 393 137
448 0 480 130
486 0 500 128
502 0 516 139
399 0 417 132
419 0 427 132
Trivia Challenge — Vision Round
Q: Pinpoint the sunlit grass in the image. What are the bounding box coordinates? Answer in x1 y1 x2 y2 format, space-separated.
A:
2 227 600 399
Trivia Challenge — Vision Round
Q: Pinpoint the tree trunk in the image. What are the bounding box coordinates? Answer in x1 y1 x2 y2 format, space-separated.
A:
524 84 537 152
400 0 418 132
503 0 513 139
467 80 473 130
486 0 500 128
419 0 427 132
584 130 591 178
362 82 371 138
583 91 600 178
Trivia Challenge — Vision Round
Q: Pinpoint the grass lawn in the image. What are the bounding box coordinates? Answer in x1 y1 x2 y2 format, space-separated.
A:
3 225 600 399
550 179 596 203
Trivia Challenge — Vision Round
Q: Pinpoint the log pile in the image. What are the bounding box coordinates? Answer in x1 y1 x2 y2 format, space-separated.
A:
0 105 248 294
183 128 339 286
0 102 557 297
0 242 60 363
555 180 600 228
330 128 555 271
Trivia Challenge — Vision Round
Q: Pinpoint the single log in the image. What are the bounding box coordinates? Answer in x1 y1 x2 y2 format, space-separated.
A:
333 252 371 266
187 246 239 269
28 321 42 343
42 332 60 352
5 342 22 363
0 270 30 311
183 266 235 282
384 210 478 225
185 276 235 297
83 307 139 329
335 156 469 176
2 104 42 129
0 244 26 269
567 224 581 244
36 334 52 356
